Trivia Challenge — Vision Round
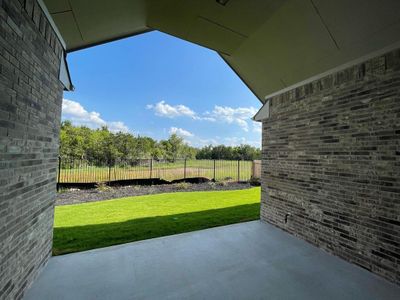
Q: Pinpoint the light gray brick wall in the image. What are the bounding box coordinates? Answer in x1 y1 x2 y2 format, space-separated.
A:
261 48 400 284
0 0 64 298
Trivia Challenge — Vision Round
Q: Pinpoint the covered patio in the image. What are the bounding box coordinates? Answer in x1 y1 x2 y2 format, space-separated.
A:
1 0 400 298
24 221 400 300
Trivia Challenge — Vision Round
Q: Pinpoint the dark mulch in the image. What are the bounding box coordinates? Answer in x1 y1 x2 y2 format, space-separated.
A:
56 182 253 206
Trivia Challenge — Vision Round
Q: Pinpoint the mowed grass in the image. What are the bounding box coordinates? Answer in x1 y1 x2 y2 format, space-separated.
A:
53 187 260 255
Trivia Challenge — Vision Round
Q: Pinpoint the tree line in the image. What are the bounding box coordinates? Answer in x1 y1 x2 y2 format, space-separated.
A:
60 121 261 162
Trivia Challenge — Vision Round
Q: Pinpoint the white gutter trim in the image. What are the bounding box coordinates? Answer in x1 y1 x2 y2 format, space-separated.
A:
59 52 74 91
253 100 269 122
37 0 66 50
263 40 400 101
36 0 73 90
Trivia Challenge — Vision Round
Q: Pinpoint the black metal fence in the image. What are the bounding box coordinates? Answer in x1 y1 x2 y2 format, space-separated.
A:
58 157 256 185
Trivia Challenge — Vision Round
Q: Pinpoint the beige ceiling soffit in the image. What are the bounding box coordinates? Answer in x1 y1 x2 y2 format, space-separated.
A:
186 17 245 55
37 0 66 49
264 40 400 101
67 28 153 53
310 0 340 50
253 100 269 122
197 16 248 39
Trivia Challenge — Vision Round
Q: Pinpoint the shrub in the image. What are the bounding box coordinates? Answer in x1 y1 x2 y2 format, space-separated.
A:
175 182 190 190
207 181 216 189
249 177 261 186
57 188 66 194
95 182 112 192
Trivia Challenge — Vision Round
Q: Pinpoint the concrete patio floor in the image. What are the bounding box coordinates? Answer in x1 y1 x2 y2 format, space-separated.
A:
24 221 400 300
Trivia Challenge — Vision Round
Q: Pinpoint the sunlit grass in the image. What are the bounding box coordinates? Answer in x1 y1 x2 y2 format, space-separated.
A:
53 187 260 255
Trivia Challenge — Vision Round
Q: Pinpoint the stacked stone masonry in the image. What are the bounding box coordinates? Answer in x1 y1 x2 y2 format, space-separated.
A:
0 0 64 299
261 48 400 284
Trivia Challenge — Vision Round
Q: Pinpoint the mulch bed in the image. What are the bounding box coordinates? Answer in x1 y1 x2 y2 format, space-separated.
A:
56 182 254 206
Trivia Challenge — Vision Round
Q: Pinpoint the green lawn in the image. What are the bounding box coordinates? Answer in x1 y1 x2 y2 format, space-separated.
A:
53 187 260 255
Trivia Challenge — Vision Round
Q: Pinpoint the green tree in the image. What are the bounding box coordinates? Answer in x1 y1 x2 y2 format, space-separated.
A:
59 121 260 163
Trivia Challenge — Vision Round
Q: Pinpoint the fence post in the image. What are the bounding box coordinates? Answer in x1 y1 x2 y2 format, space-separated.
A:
237 160 240 182
57 156 61 192
213 160 216 182
114 160 117 181
108 159 111 185
184 158 187 180
150 158 153 179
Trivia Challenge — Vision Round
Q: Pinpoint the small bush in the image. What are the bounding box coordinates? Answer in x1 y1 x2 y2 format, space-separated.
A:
57 188 68 194
58 187 81 194
249 177 261 186
95 182 112 192
217 181 228 187
175 182 190 190
207 181 216 189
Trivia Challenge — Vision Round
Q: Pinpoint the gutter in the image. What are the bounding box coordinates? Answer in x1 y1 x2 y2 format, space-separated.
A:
37 0 74 91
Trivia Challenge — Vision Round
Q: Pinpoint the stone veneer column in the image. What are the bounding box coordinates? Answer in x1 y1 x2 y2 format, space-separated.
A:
260 48 400 284
0 0 64 298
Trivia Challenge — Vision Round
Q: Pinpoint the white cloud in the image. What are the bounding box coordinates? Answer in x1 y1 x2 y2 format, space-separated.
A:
147 101 258 132
169 127 194 138
63 99 261 146
62 99 129 133
108 121 130 133
164 128 214 147
189 138 219 148
207 106 258 132
166 128 222 148
185 135 260 148
223 137 261 148
146 101 197 119
199 116 216 122
253 122 262 133
62 99 105 127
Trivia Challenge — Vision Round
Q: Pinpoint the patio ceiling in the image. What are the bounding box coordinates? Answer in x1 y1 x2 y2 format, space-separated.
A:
43 0 400 101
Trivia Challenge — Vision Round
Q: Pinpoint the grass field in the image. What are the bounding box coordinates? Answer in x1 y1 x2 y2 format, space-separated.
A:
53 187 260 255
59 159 254 183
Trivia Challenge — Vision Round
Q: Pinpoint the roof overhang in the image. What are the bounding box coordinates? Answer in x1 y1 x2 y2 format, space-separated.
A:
43 0 400 101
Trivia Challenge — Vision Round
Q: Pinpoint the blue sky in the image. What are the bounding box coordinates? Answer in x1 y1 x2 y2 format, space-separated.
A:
63 31 261 147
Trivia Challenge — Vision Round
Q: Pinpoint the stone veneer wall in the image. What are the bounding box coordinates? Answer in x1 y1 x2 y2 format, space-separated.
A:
0 0 64 298
261 48 400 284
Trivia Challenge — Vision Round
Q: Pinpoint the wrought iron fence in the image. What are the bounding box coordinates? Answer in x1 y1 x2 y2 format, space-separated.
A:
57 157 259 185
